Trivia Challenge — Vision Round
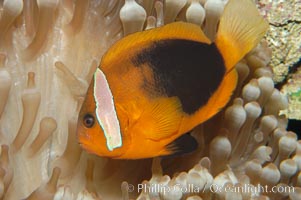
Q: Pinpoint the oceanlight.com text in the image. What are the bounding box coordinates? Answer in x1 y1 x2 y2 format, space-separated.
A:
126 183 295 195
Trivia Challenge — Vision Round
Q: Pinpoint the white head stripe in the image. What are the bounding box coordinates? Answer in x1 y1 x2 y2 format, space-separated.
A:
93 68 122 151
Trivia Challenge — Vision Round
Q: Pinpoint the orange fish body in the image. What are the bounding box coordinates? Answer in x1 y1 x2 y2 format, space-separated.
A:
77 0 268 159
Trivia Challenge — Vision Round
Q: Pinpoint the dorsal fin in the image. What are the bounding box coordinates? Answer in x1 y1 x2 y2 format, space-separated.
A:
102 22 211 65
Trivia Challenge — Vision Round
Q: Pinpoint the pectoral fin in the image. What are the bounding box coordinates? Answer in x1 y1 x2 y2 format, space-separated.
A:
138 97 182 141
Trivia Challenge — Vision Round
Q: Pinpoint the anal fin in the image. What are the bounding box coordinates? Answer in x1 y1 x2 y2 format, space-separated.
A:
164 133 198 158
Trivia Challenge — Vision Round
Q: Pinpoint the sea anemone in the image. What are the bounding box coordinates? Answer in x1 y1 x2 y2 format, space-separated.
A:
0 0 300 199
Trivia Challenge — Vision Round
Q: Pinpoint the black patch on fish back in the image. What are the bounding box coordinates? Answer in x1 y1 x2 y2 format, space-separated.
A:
132 39 225 114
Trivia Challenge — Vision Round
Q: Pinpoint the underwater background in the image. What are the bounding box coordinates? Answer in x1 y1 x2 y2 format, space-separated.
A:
0 0 301 199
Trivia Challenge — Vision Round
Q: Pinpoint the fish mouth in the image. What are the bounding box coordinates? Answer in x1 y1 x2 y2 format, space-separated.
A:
76 126 96 154
77 130 125 159
78 137 103 157
79 141 123 159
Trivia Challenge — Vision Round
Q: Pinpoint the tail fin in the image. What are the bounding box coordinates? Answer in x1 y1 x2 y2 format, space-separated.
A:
215 0 269 72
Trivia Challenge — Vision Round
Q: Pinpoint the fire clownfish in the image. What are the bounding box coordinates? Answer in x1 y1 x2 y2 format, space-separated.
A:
77 0 268 159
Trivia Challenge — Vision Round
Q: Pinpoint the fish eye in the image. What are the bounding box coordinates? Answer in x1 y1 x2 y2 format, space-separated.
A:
83 114 95 128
